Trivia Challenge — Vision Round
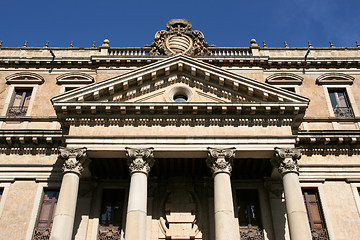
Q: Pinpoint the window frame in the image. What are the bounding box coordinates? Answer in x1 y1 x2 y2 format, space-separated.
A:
271 84 300 94
322 85 359 118
1 84 39 117
0 183 10 220
350 183 360 218
300 183 336 240
88 183 129 240
35 189 59 229
60 84 88 94
25 183 60 240
232 182 275 240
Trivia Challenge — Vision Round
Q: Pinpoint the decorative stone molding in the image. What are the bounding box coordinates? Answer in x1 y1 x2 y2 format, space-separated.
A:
58 147 87 175
5 72 44 84
149 19 211 56
266 73 303 85
56 72 94 84
125 147 154 175
206 147 236 175
316 73 354 85
272 147 302 175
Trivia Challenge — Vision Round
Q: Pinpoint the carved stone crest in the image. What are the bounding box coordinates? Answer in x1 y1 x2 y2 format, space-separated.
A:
149 19 211 56
58 147 87 175
272 147 302 175
126 147 154 175
206 147 236 175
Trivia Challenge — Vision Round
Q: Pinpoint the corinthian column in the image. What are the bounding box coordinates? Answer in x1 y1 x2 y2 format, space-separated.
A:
207 147 237 240
272 147 312 240
50 147 87 240
124 147 154 240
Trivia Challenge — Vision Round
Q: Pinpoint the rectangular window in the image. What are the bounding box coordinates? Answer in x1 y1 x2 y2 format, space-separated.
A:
236 189 263 239
302 189 329 239
64 86 79 92
0 188 3 202
98 189 125 239
282 87 296 92
32 190 59 239
328 89 354 118
7 88 32 117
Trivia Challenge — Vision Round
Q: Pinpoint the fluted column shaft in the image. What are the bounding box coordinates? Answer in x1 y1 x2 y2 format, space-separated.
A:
50 147 87 240
124 147 154 240
273 147 312 240
207 147 237 240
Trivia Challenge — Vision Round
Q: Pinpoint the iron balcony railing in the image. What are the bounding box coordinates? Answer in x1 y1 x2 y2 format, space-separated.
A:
32 227 51 240
311 228 329 240
239 226 264 240
7 106 28 117
333 106 354 118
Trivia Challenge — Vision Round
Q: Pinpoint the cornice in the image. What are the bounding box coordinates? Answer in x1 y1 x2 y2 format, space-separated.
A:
296 130 360 155
0 130 64 155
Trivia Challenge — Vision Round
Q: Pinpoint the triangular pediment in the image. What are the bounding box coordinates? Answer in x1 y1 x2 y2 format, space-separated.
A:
52 54 309 104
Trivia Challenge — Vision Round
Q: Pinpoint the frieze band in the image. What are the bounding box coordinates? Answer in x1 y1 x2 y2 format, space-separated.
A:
126 147 155 175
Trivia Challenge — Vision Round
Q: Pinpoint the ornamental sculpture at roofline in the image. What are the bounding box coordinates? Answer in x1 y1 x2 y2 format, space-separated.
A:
149 19 211 56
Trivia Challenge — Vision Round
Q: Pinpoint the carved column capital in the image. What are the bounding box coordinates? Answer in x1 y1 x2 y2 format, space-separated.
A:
126 147 154 175
272 147 302 175
58 147 87 175
206 147 236 176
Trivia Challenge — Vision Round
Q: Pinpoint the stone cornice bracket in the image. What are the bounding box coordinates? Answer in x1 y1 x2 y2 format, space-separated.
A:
206 147 236 176
58 147 87 175
126 147 154 175
272 147 302 175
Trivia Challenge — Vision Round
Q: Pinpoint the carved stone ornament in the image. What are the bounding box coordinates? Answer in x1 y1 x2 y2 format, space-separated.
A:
206 147 236 175
58 147 87 175
149 19 211 56
272 147 302 175
126 147 154 175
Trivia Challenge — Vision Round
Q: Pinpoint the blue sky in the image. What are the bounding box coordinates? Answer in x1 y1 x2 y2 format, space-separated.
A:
1 0 360 48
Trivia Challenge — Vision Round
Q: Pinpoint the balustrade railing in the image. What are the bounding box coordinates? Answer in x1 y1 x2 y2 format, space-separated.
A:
239 226 264 240
210 48 251 56
107 47 252 56
32 227 51 240
7 106 28 117
108 48 150 56
333 106 354 118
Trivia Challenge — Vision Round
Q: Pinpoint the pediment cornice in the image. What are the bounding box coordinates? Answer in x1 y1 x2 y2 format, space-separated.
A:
52 54 309 104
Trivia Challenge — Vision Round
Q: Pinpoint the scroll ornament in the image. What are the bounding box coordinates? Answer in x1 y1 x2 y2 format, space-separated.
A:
58 147 87 175
126 147 154 175
273 147 302 174
206 147 236 175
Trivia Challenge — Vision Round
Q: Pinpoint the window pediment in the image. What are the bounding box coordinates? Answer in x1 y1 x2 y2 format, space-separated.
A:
316 73 354 85
6 72 44 84
266 73 303 85
56 72 94 84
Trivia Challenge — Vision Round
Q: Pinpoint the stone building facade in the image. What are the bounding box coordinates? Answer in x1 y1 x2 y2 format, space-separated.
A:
0 19 360 240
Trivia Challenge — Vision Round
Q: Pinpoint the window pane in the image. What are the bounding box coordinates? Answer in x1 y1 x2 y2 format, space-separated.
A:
36 190 59 228
236 189 261 228
303 189 326 229
328 90 338 109
100 189 125 227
